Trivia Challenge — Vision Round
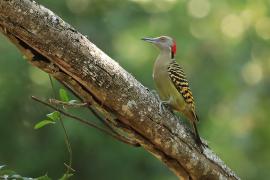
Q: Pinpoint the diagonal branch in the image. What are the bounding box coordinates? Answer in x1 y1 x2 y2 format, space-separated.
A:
0 0 239 179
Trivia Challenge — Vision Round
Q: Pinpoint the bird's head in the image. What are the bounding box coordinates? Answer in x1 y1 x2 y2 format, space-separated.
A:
142 35 177 58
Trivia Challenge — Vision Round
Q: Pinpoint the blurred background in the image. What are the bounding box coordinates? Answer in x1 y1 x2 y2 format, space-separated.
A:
0 0 270 179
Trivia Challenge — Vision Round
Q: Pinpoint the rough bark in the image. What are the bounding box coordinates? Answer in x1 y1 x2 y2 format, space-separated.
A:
0 0 239 179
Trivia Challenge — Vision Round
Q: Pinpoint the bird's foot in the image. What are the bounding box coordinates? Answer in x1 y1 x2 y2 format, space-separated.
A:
158 101 171 114
150 90 173 115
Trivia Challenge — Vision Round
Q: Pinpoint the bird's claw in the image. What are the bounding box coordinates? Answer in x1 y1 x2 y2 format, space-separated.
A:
150 90 172 114
159 101 170 114
151 90 166 113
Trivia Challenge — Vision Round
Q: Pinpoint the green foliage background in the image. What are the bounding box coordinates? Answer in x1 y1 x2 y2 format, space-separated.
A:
0 0 270 179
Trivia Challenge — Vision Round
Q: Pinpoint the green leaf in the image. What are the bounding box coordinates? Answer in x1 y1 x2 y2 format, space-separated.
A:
10 174 23 179
0 165 33 180
46 111 60 121
0 169 16 176
36 174 52 180
59 88 69 102
0 165 5 170
59 173 73 180
34 119 55 129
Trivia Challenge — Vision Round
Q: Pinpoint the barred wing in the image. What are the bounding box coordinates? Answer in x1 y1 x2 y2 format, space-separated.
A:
167 60 196 112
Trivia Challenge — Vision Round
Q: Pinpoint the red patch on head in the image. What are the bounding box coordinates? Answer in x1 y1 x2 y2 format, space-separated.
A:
171 40 177 56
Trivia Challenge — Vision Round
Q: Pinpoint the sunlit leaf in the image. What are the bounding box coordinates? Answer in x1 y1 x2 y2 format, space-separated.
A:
59 88 69 102
0 169 16 176
34 119 55 129
46 111 60 121
0 165 42 179
10 174 23 179
36 174 52 180
0 165 5 170
59 173 73 180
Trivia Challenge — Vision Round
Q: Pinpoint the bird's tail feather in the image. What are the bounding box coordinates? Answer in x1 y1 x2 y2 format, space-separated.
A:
192 122 205 149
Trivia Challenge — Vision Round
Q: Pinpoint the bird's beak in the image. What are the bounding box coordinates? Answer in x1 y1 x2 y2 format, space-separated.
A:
141 37 158 43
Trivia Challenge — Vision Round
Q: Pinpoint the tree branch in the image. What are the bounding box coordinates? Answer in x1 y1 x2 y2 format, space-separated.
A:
0 0 239 179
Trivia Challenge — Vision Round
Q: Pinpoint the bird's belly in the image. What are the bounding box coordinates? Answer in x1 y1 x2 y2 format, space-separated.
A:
153 71 186 111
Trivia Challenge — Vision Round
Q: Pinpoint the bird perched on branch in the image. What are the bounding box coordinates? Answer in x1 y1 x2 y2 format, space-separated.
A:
142 35 205 149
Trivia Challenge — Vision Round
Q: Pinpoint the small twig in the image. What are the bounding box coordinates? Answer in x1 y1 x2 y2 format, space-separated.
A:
49 76 73 174
49 90 139 147
31 96 140 147
64 163 75 173
48 98 88 108
86 105 140 147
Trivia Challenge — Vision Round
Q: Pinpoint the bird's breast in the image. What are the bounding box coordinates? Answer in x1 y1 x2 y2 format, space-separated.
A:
153 66 171 100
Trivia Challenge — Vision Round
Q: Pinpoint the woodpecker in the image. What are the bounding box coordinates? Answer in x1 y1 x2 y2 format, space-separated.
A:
142 35 205 148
